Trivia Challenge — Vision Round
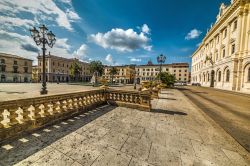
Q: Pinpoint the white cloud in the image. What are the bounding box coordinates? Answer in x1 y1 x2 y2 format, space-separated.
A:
0 30 72 65
105 54 113 63
89 28 152 52
185 29 202 40
0 0 79 31
73 44 87 59
0 16 34 30
66 9 81 21
130 58 141 62
141 24 150 34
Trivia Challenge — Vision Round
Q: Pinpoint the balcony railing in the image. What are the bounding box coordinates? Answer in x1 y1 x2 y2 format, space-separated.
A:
0 89 151 142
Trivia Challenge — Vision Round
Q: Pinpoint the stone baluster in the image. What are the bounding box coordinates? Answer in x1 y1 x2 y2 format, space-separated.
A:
83 96 87 106
78 97 83 108
73 98 79 110
54 101 62 113
43 103 51 117
33 104 43 120
67 99 73 110
46 102 54 116
125 94 129 102
91 94 95 103
21 106 32 122
2 109 10 128
0 108 4 128
135 95 140 104
15 107 24 124
9 107 19 127
87 95 91 105
62 100 68 112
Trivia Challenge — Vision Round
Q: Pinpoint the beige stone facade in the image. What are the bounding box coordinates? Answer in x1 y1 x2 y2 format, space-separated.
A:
135 63 189 83
191 0 250 93
104 63 189 84
0 53 32 82
32 65 39 83
103 65 135 84
37 53 91 82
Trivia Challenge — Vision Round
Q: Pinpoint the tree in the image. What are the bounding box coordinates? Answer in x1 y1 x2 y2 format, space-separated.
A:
69 60 82 81
109 67 118 84
89 61 104 76
157 72 176 87
89 60 104 85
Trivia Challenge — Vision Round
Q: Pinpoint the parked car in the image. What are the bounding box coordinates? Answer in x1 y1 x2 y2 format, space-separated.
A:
192 83 201 86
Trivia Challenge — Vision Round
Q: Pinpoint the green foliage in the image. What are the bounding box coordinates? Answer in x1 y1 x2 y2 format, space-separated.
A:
89 60 104 76
109 67 118 76
109 67 118 84
69 60 82 81
157 72 176 87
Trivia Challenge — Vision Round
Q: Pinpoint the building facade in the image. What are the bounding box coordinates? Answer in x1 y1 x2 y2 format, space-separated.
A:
37 53 92 82
0 53 32 83
103 65 135 84
135 63 189 83
103 63 189 84
191 0 250 93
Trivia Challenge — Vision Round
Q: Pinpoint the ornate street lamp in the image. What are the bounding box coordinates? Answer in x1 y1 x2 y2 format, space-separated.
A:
30 25 56 94
134 70 138 90
157 54 166 76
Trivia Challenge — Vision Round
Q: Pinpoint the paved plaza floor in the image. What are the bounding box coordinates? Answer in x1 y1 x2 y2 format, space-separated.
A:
0 83 98 101
0 83 137 101
0 89 249 166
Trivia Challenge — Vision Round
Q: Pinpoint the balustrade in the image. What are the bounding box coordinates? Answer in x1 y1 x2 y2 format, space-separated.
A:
0 89 151 141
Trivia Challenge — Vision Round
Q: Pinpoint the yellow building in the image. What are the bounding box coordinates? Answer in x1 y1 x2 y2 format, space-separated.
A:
136 63 189 83
0 53 32 82
32 65 39 83
37 53 91 82
103 65 135 84
104 62 189 84
191 0 250 93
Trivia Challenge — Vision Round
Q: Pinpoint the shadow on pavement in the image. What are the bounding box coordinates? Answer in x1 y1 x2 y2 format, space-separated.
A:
151 109 187 115
159 97 177 100
0 105 115 166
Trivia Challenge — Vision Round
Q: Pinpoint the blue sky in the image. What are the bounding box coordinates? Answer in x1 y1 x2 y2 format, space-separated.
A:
0 0 230 65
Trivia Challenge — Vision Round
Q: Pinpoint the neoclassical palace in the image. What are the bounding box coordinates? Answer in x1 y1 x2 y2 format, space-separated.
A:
191 0 250 93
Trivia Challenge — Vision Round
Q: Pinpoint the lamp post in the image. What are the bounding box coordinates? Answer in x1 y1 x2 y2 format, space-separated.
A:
30 25 56 95
157 54 166 80
134 71 137 90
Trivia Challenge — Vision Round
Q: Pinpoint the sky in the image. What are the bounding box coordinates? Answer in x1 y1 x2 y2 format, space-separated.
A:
0 0 231 66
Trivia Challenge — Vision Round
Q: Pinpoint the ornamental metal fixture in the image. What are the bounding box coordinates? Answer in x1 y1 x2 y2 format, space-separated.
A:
30 25 56 95
157 54 166 74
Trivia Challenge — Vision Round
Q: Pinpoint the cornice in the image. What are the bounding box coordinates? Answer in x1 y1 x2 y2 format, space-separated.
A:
191 0 249 58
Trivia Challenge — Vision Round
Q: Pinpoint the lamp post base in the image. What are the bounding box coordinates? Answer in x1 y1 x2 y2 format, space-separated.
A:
40 89 48 95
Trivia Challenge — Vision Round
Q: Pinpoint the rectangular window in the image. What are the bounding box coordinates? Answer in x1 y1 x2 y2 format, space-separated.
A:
14 60 17 65
223 49 226 57
224 29 227 38
233 20 237 31
24 67 28 73
231 44 235 54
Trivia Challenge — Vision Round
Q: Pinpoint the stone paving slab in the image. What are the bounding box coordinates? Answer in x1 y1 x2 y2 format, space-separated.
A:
0 89 249 166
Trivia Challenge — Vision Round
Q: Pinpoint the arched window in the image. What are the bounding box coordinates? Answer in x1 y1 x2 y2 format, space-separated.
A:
248 67 250 82
226 70 230 82
207 73 210 82
218 71 221 82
